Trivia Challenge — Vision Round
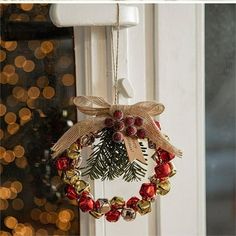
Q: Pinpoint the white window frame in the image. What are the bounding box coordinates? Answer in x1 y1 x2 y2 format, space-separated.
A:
73 4 205 236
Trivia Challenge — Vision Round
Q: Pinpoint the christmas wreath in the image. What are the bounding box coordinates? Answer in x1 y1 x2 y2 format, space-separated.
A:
51 96 182 222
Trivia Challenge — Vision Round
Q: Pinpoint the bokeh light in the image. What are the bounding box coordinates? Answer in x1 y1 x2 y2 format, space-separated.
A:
20 4 33 11
14 55 26 68
12 198 24 210
22 60 35 72
0 49 6 62
13 145 25 158
42 86 55 99
36 76 48 88
4 216 18 229
27 86 40 99
61 74 75 87
18 107 31 121
0 104 7 116
11 181 23 193
7 123 20 135
1 4 78 235
40 41 54 54
4 112 17 124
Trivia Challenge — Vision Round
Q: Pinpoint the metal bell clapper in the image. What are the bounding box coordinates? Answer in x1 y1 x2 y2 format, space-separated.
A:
67 143 81 159
121 208 136 221
96 199 111 214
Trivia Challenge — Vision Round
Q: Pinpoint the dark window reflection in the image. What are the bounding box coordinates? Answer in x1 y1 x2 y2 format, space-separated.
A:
0 4 80 236
205 4 236 236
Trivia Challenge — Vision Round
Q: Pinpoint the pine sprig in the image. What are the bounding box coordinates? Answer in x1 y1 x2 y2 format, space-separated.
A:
82 128 147 182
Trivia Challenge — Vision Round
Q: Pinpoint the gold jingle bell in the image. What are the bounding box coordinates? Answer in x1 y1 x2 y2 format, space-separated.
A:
89 210 103 219
156 179 171 196
96 199 111 214
169 162 177 177
72 158 83 169
121 208 136 221
62 169 81 185
65 169 76 178
74 179 90 194
67 143 81 159
136 200 151 215
110 196 125 209
149 175 160 185
70 175 80 185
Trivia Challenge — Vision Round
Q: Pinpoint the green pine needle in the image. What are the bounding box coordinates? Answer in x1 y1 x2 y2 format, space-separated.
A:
82 128 148 182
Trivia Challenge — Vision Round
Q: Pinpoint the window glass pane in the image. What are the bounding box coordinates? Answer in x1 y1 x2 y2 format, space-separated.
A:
0 4 80 236
205 4 236 236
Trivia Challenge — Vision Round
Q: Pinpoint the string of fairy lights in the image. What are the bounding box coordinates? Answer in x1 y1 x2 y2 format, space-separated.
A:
0 4 79 236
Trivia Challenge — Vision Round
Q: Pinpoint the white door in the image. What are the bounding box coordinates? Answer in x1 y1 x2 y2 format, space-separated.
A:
72 4 205 236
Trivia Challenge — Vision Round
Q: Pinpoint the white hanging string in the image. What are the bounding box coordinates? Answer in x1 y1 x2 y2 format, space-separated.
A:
111 3 120 105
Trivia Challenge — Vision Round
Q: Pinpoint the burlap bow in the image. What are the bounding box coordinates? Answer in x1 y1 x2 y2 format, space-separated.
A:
51 96 182 160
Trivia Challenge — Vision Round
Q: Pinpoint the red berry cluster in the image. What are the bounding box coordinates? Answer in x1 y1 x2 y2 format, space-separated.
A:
104 110 147 143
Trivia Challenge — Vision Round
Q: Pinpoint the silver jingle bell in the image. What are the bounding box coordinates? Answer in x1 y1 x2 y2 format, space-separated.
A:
121 208 136 221
96 198 111 214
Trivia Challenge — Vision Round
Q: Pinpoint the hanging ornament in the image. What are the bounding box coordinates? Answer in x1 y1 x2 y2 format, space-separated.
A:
51 4 182 223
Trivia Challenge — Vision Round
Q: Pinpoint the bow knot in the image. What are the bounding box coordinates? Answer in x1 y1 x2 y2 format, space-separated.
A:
51 96 182 159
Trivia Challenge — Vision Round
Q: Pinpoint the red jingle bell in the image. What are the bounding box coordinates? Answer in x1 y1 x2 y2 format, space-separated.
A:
156 148 175 163
155 163 171 179
56 157 70 170
126 197 140 211
139 183 157 200
159 150 175 162
78 194 95 212
65 185 79 200
105 210 121 222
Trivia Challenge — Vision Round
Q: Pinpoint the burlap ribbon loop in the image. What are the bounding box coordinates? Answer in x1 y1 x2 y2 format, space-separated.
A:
51 96 182 159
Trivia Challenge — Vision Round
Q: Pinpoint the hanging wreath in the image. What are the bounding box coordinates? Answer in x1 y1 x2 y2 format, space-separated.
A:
51 96 182 222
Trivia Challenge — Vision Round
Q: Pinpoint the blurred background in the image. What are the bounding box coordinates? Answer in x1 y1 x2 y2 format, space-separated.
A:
0 4 80 236
205 4 236 236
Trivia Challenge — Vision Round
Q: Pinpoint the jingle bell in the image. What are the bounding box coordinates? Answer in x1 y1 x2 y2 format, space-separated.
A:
169 162 177 177
70 174 80 185
110 196 125 209
67 143 81 159
139 183 156 200
56 157 71 171
78 194 95 212
74 180 90 194
72 158 83 169
126 196 140 211
61 172 72 184
155 163 171 179
149 175 160 185
95 199 111 214
121 208 136 221
156 179 171 196
65 185 79 200
89 210 103 219
136 200 151 215
65 169 77 178
105 210 121 222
